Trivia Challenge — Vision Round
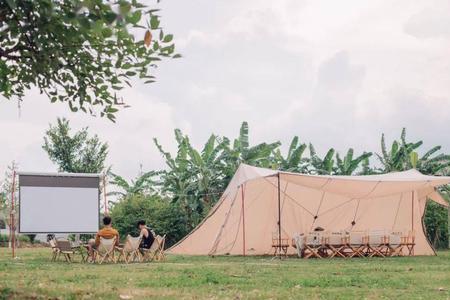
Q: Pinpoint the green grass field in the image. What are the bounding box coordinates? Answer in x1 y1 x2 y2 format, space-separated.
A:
1 248 449 299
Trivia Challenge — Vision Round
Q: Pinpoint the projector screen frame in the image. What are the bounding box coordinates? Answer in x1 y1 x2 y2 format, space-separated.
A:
18 172 101 234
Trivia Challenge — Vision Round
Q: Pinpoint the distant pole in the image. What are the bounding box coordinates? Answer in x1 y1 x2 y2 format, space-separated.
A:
411 191 414 231
103 174 108 215
277 173 282 258
10 170 16 259
241 184 246 256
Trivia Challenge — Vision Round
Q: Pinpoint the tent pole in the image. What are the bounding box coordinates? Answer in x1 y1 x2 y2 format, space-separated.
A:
411 191 414 232
277 173 282 258
10 170 16 259
241 184 246 256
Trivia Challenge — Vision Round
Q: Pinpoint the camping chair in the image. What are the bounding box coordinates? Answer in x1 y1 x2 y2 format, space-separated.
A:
388 231 403 256
154 234 166 261
49 238 59 262
402 230 415 256
292 234 305 258
93 236 117 264
141 234 166 262
271 232 290 257
303 232 325 258
55 239 76 263
367 230 386 257
115 235 142 263
324 232 346 258
345 231 367 258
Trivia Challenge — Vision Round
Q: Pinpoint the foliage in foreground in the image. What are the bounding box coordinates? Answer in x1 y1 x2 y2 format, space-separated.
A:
0 0 178 121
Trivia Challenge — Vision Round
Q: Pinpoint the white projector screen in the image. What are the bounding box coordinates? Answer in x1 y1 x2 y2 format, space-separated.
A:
19 173 100 233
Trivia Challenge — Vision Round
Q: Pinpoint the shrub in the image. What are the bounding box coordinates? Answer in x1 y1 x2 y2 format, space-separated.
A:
110 194 189 247
0 234 8 245
424 201 448 249
17 235 30 243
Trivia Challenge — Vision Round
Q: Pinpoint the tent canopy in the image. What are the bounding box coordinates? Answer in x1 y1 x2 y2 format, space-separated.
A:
169 164 450 256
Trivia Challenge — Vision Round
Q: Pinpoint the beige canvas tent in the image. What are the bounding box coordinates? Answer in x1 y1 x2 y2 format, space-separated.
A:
168 164 450 256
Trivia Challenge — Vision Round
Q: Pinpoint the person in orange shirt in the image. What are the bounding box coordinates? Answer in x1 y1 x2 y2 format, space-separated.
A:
87 216 120 259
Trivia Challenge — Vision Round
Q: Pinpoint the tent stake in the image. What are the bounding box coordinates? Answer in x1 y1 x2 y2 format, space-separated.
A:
277 173 282 258
241 184 246 256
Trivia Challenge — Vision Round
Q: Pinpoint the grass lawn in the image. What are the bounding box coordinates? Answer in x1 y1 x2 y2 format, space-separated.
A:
0 248 449 299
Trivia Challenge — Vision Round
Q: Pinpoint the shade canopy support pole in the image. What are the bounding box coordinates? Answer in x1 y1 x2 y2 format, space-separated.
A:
411 191 414 232
241 183 246 256
10 170 16 259
277 173 282 258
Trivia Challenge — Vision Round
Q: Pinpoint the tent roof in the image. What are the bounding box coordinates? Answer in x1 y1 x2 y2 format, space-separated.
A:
234 164 450 206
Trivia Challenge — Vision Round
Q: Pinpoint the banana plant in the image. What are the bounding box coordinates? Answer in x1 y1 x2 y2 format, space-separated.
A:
377 128 450 175
335 149 373 175
107 171 159 199
219 122 281 177
273 136 308 172
308 144 335 175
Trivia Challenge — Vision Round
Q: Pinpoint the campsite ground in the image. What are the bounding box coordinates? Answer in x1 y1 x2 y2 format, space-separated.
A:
0 248 449 299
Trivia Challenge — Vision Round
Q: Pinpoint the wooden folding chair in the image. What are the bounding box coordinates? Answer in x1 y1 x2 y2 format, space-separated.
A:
367 231 386 257
141 234 166 262
155 235 167 261
324 232 346 258
115 235 142 263
403 231 415 256
303 232 325 259
93 236 117 264
49 238 60 261
345 231 367 258
271 232 290 257
388 231 403 256
55 239 76 263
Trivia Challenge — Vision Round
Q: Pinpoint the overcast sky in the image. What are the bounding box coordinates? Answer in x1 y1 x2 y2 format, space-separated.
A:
1 0 450 181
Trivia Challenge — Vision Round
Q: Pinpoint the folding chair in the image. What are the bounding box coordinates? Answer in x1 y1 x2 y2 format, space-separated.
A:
49 238 59 262
271 232 290 257
93 236 117 264
388 231 403 256
153 235 167 261
403 230 415 256
345 231 367 258
303 232 325 259
115 235 142 263
324 232 346 258
55 239 76 263
141 234 166 262
367 231 386 257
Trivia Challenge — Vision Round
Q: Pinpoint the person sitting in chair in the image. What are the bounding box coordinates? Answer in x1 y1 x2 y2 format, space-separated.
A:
87 216 120 259
137 220 154 249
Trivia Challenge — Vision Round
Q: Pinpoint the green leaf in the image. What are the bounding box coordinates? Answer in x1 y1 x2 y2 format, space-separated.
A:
163 34 173 43
126 10 142 24
150 15 160 29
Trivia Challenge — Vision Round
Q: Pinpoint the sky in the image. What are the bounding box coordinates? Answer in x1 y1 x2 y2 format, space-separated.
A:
1 0 450 181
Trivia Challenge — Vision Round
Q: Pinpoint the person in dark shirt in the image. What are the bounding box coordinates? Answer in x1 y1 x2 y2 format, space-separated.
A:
137 220 154 249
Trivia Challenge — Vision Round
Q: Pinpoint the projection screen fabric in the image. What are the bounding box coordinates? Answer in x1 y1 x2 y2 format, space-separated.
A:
19 173 100 233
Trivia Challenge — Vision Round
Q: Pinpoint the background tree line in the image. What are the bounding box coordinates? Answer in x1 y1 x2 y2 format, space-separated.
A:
1 119 449 248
